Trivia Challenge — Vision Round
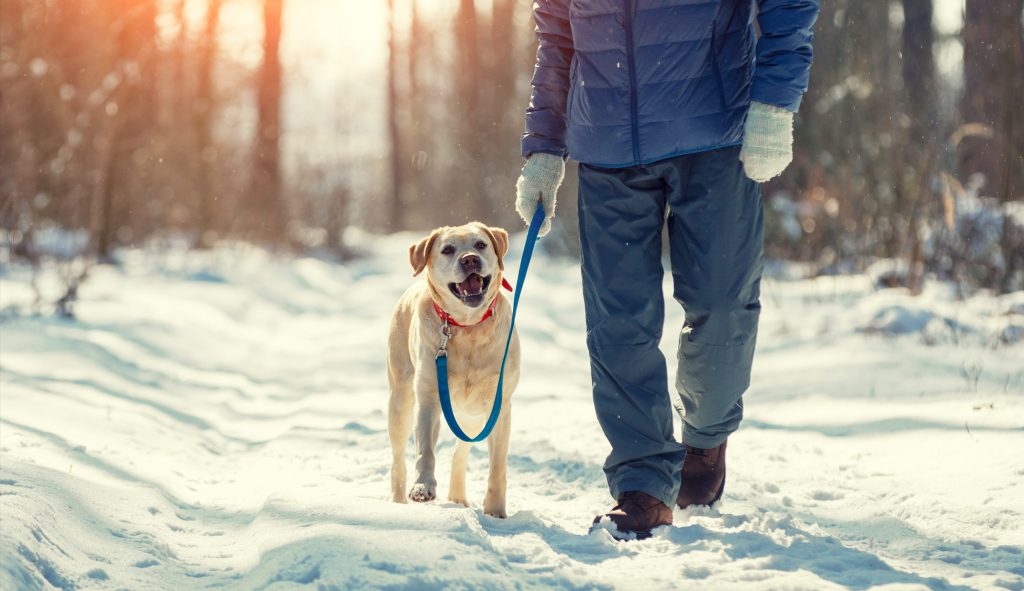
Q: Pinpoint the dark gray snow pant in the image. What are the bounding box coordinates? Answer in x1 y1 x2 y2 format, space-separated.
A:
577 145 764 508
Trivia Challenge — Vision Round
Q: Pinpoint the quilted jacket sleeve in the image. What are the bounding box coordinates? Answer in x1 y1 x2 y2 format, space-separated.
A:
521 0 574 159
750 0 820 112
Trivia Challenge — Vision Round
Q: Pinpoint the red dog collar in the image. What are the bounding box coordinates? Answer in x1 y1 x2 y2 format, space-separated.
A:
433 278 513 327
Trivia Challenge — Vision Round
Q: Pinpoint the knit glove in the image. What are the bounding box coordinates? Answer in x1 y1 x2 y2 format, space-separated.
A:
739 101 795 183
515 152 565 237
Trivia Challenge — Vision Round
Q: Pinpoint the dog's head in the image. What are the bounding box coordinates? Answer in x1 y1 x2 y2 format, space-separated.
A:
409 222 510 310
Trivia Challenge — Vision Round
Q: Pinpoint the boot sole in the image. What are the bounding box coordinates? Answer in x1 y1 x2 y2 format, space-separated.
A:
592 526 657 541
589 519 669 541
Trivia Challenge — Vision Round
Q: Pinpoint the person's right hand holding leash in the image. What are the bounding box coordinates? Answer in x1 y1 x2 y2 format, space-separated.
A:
739 101 795 182
515 152 564 237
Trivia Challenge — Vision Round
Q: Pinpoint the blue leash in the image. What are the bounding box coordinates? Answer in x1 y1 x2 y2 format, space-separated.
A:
435 202 544 442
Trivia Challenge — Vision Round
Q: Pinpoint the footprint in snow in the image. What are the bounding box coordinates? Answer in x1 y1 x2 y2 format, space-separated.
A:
810 490 844 501
86 569 109 580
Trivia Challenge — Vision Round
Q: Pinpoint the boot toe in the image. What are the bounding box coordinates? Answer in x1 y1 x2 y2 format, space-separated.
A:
590 491 672 541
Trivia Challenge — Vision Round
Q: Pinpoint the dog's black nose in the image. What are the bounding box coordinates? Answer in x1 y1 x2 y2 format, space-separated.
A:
460 253 482 273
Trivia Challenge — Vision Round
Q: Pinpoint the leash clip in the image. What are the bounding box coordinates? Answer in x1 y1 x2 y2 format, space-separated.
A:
436 317 452 358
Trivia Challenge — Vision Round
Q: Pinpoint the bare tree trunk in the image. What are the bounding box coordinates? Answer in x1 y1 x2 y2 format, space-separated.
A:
94 136 119 263
900 0 937 295
251 0 285 242
406 0 430 227
169 0 188 117
408 0 421 113
455 0 486 220
960 0 1024 203
386 0 404 231
1 0 30 254
195 0 222 247
901 0 937 140
483 0 518 227
93 0 158 261
325 182 349 256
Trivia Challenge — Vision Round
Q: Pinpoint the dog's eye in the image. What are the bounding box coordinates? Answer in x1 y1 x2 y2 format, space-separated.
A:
441 245 455 256
475 241 487 251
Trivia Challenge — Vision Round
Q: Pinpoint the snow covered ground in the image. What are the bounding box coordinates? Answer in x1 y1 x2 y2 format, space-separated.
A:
2 233 1023 590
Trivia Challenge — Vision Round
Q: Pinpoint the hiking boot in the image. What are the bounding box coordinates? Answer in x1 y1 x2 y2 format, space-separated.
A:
591 491 672 540
676 440 727 509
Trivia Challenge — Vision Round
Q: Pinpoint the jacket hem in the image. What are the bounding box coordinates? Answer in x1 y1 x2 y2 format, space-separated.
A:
573 140 744 170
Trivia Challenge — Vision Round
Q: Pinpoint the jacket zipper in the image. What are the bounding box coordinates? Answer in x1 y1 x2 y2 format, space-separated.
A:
567 55 579 121
710 25 728 109
623 0 641 165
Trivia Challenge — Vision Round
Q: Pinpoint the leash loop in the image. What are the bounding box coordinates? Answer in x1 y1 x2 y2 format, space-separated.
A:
435 201 544 442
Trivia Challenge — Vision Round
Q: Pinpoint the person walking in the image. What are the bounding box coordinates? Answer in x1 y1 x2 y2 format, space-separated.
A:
514 0 819 539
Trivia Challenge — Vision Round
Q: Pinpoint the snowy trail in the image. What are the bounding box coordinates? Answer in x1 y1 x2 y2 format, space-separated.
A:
2 238 1023 590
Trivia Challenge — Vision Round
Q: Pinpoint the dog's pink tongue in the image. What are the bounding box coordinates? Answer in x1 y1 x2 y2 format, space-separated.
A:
460 274 484 294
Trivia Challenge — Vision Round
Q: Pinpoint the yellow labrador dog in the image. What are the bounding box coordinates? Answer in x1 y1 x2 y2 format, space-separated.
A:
387 222 519 518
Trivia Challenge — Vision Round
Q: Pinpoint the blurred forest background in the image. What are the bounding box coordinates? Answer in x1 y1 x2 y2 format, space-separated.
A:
1 0 1023 306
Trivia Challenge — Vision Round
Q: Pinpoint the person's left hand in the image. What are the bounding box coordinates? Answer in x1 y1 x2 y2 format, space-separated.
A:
739 101 794 183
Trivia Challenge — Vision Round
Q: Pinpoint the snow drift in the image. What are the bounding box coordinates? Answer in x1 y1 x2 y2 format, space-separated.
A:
1 235 1022 590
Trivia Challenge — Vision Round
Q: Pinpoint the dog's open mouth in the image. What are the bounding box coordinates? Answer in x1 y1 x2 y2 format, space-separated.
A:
448 274 491 307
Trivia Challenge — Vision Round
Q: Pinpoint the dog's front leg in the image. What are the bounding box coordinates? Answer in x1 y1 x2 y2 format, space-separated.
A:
483 406 511 518
388 385 415 503
410 389 440 502
448 440 471 507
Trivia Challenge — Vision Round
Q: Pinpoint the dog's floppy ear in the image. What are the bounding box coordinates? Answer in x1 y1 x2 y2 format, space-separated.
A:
409 230 441 277
477 224 509 271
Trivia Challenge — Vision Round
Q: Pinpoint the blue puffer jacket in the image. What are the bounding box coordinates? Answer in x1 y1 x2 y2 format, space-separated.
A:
521 0 819 168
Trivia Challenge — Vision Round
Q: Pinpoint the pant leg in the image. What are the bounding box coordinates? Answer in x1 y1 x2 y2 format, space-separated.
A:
577 162 687 508
660 146 764 449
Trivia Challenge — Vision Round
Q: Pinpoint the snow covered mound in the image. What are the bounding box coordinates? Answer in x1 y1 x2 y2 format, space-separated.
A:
2 237 1022 590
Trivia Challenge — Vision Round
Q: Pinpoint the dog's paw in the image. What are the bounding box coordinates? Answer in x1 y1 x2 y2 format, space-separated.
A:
408 483 436 503
484 507 507 519
448 495 470 507
483 492 506 518
483 499 507 518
